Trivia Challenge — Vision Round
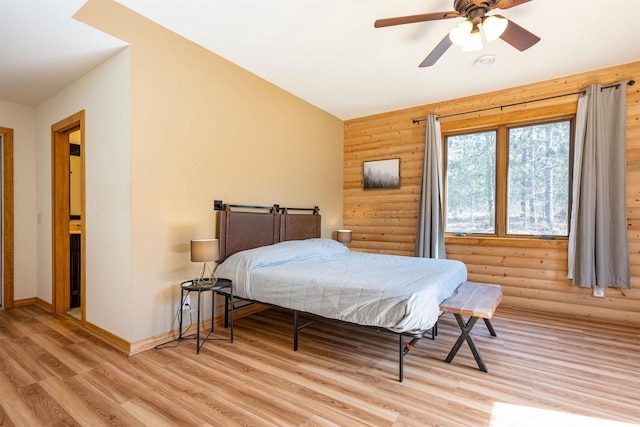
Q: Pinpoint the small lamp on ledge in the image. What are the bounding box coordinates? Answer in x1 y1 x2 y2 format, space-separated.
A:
336 229 352 244
191 238 219 285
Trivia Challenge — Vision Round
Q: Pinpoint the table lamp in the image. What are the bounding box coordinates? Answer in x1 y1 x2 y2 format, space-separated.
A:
336 230 352 244
191 238 219 284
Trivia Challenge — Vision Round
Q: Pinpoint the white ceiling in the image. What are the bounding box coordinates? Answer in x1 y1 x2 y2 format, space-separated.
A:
1 0 639 120
0 0 128 107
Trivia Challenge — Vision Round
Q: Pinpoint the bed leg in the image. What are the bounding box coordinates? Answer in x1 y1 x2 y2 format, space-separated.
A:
293 310 299 351
399 334 404 382
399 336 421 382
224 294 229 328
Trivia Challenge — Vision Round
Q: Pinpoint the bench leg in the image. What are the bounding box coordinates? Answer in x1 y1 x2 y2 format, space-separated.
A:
484 318 497 337
445 314 488 373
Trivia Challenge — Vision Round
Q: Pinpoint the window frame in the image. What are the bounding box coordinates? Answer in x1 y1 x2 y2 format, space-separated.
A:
442 114 575 240
443 127 500 236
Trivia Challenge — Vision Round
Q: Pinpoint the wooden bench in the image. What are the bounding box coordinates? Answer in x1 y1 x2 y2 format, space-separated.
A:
439 281 502 372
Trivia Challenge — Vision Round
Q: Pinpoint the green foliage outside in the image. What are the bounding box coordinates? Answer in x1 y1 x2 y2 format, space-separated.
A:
446 130 497 234
445 121 571 236
507 121 570 235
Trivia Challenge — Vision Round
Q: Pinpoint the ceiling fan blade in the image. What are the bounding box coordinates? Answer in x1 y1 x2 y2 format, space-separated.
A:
374 11 459 28
419 35 453 67
497 16 541 51
496 0 532 9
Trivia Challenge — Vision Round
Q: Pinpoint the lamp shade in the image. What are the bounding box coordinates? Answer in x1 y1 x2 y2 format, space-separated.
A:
461 29 483 52
191 239 219 262
449 19 473 47
337 230 352 244
482 15 508 42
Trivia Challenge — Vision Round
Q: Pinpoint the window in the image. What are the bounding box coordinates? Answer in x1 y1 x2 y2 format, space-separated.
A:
444 118 573 238
507 121 571 236
445 130 497 234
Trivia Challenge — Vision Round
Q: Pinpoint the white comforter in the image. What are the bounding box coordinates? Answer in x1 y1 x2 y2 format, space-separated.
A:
215 238 467 334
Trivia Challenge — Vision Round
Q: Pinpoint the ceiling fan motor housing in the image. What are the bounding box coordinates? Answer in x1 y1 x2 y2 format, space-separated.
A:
454 0 499 19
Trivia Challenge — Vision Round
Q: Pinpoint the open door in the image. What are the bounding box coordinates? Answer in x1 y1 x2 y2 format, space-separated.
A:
51 111 85 319
0 127 14 309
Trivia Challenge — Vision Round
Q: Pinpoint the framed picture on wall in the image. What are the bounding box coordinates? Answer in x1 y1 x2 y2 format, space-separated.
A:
363 158 400 189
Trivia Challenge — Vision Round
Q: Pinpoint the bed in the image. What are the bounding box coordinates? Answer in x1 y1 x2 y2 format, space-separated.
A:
213 202 467 381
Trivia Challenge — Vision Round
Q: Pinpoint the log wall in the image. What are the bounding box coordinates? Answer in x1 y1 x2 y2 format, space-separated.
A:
344 62 640 324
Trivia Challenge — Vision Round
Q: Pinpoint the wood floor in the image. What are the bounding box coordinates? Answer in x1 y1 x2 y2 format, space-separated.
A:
0 305 639 426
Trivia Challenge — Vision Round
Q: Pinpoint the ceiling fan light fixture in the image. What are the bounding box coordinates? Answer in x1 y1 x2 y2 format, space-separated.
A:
461 29 483 52
374 0 540 67
482 15 508 42
449 19 473 46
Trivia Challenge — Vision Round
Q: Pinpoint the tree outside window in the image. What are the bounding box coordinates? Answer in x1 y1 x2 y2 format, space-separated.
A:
445 130 496 234
507 121 571 236
444 118 573 238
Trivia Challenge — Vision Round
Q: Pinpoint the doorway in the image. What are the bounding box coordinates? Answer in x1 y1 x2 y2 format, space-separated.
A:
0 133 2 308
51 111 85 320
0 127 14 309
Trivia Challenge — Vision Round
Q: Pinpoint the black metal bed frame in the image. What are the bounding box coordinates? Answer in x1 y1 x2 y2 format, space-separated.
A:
218 292 437 382
214 201 439 382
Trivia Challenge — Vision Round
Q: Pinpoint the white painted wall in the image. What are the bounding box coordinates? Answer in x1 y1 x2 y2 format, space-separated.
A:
35 47 132 340
76 0 344 344
5 0 344 349
0 100 37 301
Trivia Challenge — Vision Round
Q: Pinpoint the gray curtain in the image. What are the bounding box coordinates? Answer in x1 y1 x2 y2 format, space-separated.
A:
568 82 630 289
415 115 446 259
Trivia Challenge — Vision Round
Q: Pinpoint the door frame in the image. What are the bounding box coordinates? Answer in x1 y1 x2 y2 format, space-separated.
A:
51 111 85 317
0 127 13 308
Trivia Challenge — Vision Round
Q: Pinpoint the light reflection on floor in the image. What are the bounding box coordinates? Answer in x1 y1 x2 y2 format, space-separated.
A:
490 402 639 427
66 306 81 320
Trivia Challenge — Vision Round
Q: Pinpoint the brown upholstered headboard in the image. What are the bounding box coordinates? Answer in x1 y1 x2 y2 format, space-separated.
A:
216 203 321 261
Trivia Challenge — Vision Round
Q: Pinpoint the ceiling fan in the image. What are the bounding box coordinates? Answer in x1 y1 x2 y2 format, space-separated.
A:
374 0 540 67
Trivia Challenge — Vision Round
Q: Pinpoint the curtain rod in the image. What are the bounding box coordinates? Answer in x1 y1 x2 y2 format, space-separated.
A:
412 80 635 124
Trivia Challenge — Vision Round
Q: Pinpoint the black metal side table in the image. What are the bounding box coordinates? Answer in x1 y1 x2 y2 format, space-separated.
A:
179 278 233 353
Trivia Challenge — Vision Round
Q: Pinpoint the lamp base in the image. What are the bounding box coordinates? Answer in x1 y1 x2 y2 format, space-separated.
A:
193 277 218 287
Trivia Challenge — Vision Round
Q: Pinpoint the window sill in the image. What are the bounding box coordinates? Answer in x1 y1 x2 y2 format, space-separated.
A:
445 235 568 248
